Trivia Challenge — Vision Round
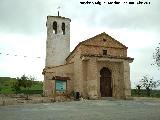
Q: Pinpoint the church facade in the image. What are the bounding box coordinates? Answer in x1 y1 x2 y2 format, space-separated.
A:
42 15 134 99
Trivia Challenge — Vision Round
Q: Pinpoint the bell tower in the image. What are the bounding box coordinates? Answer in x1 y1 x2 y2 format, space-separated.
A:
45 15 71 67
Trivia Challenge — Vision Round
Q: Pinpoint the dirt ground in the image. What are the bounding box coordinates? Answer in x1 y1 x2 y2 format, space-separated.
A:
0 97 160 120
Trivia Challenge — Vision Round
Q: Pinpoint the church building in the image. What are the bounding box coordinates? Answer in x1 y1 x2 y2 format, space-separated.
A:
42 15 134 99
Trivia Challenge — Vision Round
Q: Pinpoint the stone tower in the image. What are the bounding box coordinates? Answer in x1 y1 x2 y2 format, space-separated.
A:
45 16 71 67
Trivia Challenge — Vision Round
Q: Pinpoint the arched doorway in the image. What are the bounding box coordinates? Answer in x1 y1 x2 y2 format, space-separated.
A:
100 67 112 97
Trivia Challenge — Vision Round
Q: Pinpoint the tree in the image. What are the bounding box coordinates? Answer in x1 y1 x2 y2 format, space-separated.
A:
16 75 35 100
135 84 141 95
0 82 1 91
153 43 160 68
140 75 159 96
11 81 21 94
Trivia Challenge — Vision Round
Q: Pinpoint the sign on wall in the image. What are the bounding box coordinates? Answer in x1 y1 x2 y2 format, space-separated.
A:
55 80 66 91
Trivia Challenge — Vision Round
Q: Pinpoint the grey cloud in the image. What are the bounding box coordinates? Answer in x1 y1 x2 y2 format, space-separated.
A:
0 0 56 34
0 0 159 35
69 0 160 31
104 6 160 30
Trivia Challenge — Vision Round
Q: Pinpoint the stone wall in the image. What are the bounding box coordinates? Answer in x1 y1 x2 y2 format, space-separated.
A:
82 33 127 49
97 60 123 98
72 49 84 93
121 61 131 99
45 16 71 67
81 45 127 57
44 30 133 99
79 56 131 99
43 63 74 97
86 58 99 99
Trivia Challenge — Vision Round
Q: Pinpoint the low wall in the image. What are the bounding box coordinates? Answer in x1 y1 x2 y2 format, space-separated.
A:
0 94 72 106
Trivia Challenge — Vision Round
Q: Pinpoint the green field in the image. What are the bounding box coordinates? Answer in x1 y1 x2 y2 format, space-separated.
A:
131 89 160 98
0 77 43 94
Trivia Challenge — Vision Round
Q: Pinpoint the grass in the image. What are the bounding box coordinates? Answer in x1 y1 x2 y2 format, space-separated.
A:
0 77 43 94
0 85 43 94
0 86 15 94
131 89 160 98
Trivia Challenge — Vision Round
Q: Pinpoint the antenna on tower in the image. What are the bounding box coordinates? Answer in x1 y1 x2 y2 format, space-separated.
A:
57 6 60 16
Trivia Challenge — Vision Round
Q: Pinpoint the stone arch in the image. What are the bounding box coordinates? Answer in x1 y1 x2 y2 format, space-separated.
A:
61 22 65 35
100 67 112 97
53 21 57 34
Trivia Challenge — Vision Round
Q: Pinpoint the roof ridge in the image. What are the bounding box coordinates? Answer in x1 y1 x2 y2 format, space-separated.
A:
66 32 127 61
80 32 107 45
66 32 107 61
82 32 127 48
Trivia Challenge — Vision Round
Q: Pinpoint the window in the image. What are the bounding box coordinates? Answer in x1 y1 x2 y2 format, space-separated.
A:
53 21 57 34
103 50 107 55
103 39 106 42
62 22 65 35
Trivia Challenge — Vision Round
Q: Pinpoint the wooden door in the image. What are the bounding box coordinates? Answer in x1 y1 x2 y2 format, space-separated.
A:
100 67 112 97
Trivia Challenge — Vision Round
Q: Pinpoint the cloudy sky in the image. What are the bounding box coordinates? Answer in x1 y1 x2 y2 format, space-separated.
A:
0 0 159 88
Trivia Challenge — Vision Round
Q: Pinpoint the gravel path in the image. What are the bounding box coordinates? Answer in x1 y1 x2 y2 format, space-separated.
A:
0 99 160 120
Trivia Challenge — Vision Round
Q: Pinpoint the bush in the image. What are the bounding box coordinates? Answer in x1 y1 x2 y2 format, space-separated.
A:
131 89 160 98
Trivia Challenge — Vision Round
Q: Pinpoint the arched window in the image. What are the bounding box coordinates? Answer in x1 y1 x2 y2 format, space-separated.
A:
62 22 65 35
53 21 57 34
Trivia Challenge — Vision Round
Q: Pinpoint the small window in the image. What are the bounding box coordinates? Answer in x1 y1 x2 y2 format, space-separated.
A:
53 21 57 34
62 22 65 35
103 50 107 55
103 39 106 42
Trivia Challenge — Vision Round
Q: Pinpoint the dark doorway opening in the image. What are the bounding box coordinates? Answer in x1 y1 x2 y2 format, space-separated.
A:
100 67 112 97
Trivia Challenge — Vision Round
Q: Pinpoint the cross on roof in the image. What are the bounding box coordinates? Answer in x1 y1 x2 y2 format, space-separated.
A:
57 6 60 16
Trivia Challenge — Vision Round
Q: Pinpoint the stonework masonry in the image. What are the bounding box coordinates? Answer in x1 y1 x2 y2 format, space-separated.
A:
45 16 71 67
43 15 134 100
